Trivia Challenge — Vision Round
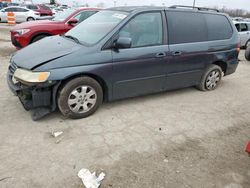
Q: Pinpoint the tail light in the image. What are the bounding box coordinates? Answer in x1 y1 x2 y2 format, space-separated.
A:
236 42 241 52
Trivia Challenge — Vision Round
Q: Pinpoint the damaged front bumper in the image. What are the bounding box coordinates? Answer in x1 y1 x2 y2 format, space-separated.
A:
7 69 60 120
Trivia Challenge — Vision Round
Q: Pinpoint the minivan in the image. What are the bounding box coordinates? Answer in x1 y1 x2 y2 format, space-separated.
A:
7 6 240 120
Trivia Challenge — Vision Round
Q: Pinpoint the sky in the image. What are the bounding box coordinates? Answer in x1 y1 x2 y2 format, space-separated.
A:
14 0 250 11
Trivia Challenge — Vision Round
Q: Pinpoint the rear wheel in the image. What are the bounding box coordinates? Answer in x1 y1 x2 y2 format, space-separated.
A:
245 45 250 61
197 64 222 91
58 77 103 119
27 17 35 22
31 34 49 43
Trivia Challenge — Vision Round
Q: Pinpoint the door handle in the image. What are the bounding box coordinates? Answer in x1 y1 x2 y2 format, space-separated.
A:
172 51 182 56
155 52 166 58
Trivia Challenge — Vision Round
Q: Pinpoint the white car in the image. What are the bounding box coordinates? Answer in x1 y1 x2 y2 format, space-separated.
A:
0 6 41 23
234 21 250 48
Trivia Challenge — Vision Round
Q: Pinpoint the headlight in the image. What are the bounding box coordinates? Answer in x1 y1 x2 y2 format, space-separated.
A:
14 68 50 83
14 29 30 35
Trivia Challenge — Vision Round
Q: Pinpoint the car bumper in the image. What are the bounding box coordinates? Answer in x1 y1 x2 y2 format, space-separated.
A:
225 60 239 76
10 33 29 49
7 68 60 119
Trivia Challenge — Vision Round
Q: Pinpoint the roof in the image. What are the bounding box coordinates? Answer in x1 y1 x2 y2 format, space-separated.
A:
106 6 224 15
106 6 164 12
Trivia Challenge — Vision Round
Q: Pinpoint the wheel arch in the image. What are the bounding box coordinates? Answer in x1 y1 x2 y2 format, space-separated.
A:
212 61 227 74
58 73 109 102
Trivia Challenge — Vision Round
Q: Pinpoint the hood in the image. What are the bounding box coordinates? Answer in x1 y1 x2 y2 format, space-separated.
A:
11 20 61 30
12 35 82 70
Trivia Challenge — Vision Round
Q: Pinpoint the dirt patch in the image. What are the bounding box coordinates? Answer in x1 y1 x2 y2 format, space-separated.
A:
98 124 250 188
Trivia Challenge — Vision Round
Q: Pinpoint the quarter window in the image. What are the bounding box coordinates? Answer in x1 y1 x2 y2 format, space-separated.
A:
119 12 163 48
205 14 233 40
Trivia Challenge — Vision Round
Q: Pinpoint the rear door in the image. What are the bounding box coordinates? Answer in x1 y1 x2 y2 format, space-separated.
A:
165 11 209 90
165 11 233 90
112 11 170 100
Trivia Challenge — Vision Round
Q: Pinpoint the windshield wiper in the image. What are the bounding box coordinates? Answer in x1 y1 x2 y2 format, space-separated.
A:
63 35 81 44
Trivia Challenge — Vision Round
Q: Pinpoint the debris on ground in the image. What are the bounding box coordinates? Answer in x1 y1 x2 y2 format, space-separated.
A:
163 159 169 163
51 131 63 138
50 130 64 144
78 168 105 188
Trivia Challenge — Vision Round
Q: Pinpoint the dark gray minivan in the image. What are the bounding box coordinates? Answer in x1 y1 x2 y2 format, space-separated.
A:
7 6 240 120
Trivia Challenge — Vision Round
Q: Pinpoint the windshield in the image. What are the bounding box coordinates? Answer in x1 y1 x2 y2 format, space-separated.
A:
65 10 129 45
53 9 75 21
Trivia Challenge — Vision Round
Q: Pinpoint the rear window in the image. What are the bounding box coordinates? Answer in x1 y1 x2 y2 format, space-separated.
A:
205 14 233 40
167 11 233 44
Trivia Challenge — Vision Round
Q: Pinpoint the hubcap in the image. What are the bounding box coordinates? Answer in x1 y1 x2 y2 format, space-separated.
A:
206 70 220 90
68 86 97 113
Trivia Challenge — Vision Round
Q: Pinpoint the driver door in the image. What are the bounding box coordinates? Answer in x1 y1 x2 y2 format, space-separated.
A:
111 11 170 100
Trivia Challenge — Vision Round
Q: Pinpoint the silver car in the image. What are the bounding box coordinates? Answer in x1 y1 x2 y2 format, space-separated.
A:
234 21 250 48
0 6 41 23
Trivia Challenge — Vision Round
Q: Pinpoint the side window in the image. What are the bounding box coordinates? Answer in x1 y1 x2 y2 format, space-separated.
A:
240 23 248 32
5 8 13 12
205 14 233 40
16 8 28 12
119 12 163 48
79 11 98 23
235 24 240 32
167 11 207 44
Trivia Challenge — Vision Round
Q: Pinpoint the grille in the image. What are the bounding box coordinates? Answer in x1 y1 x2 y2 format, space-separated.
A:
9 63 18 75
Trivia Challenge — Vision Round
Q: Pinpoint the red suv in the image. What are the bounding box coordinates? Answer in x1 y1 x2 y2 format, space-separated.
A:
10 8 99 49
24 4 53 16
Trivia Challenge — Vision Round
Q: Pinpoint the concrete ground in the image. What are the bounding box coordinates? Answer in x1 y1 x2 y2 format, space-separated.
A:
0 25 250 188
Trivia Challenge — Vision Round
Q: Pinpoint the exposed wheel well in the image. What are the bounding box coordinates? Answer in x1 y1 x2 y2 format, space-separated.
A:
212 61 227 74
30 33 51 44
58 74 109 101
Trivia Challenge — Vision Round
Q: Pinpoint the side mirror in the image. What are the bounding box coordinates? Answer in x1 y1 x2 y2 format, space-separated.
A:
68 18 78 26
114 37 132 49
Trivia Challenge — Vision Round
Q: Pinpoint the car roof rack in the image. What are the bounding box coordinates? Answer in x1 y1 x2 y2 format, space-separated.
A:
169 5 220 12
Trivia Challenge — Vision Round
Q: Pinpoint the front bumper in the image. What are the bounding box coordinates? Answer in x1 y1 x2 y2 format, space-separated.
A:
7 69 60 120
10 32 29 49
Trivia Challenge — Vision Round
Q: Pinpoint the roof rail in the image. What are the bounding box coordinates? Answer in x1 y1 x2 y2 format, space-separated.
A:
169 5 220 12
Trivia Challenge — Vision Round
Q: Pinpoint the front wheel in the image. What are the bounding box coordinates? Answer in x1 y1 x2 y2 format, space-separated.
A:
197 64 223 91
58 77 103 119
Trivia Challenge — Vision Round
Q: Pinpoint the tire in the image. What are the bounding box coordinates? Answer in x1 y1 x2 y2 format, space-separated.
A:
58 77 103 119
245 40 250 49
27 17 35 22
31 34 49 43
245 45 250 61
197 64 223 91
